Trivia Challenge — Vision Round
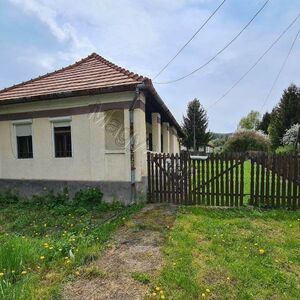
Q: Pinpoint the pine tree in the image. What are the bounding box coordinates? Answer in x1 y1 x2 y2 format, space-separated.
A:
269 84 300 147
258 112 271 134
182 99 211 150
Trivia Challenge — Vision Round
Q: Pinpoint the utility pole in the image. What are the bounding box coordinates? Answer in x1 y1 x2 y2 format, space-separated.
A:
193 110 196 152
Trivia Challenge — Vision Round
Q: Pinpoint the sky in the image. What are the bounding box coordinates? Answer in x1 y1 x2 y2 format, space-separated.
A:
0 0 299 133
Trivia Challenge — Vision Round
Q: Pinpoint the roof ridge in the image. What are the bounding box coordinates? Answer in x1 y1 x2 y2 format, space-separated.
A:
91 53 147 82
0 53 98 94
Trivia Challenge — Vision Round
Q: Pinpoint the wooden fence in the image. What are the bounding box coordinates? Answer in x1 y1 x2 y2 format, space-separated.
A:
147 152 246 206
249 153 300 209
147 151 300 209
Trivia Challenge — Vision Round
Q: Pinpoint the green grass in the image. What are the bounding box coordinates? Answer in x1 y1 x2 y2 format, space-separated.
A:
156 207 300 299
0 200 142 299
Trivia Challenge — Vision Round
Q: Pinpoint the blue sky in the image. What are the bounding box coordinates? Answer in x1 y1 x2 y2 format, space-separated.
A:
0 0 299 133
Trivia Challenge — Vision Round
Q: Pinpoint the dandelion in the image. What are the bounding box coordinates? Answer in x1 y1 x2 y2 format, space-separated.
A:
21 271 27 275
75 271 80 276
259 249 265 255
40 256 45 260
0 272 4 277
201 293 206 297
206 288 211 293
155 287 160 291
152 292 157 297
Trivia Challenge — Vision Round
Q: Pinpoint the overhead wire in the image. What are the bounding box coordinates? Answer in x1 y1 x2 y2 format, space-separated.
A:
153 0 227 80
154 0 270 84
260 28 300 110
208 12 300 110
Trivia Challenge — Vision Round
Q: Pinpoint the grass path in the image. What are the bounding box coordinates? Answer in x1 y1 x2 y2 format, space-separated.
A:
63 204 177 300
156 207 300 299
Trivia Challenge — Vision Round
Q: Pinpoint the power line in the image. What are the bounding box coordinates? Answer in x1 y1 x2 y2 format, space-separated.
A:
154 0 270 84
261 28 300 110
208 12 300 110
153 0 227 80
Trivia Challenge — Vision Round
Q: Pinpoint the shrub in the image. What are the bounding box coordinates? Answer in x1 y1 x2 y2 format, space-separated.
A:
275 145 296 154
74 187 103 205
282 123 299 145
0 190 19 203
223 129 271 153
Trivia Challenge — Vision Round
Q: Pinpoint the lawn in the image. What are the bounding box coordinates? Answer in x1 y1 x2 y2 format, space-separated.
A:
0 192 141 299
155 206 300 299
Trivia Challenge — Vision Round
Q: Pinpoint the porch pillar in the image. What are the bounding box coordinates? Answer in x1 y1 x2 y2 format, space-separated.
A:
162 122 170 153
151 112 161 152
170 126 179 154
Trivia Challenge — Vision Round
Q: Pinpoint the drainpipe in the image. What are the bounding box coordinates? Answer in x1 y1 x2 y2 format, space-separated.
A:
129 83 146 202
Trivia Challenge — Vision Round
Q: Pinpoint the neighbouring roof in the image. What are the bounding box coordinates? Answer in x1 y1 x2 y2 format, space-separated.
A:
0 52 183 136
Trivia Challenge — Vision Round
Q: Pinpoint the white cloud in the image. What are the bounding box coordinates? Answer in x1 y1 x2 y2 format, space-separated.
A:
4 0 300 132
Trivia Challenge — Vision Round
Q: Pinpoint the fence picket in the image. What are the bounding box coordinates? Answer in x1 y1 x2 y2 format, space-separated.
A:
147 151 299 209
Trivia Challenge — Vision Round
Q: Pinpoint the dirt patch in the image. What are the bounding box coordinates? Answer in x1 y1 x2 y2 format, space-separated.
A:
63 204 177 300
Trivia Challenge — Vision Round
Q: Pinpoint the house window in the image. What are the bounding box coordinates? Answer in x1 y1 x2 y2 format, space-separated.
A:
54 124 72 157
15 124 33 159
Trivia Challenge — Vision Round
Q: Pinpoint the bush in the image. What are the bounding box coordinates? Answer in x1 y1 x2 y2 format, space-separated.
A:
74 187 103 205
223 129 271 153
0 190 19 204
276 145 297 154
282 123 299 145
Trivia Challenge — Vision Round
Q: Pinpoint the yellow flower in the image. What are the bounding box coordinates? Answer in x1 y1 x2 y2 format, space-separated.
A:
75 271 80 276
259 249 265 255
40 256 45 260
173 262 176 266
205 288 211 293
0 272 4 277
21 271 27 275
152 292 157 297
201 293 206 297
161 296 165 299
155 287 160 291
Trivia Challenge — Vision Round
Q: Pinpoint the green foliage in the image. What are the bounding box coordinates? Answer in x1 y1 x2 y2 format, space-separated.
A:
238 110 261 130
269 84 300 148
275 145 296 154
131 271 151 284
74 187 103 205
258 112 271 134
223 130 271 153
182 98 211 150
0 190 19 204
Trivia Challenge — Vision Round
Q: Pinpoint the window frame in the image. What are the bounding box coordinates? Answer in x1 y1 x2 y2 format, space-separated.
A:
12 119 34 160
50 117 73 159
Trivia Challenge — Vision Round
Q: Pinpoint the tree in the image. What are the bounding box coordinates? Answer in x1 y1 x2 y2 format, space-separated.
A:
269 84 300 148
258 112 271 134
282 123 300 146
238 111 261 130
223 129 271 153
182 99 211 150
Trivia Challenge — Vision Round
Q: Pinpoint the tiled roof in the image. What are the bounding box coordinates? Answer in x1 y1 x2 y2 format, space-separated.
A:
0 53 146 102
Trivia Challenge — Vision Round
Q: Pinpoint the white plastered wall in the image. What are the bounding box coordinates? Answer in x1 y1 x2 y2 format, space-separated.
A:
0 92 139 182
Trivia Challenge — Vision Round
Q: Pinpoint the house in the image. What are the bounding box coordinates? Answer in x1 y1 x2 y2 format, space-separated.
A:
0 53 182 203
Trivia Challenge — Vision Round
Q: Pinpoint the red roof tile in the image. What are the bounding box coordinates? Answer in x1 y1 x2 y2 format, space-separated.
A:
0 53 146 102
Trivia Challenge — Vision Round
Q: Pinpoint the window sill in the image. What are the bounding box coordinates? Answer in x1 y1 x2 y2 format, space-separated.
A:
105 150 126 154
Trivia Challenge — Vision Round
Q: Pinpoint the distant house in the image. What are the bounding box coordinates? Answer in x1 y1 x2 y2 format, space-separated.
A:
0 53 182 202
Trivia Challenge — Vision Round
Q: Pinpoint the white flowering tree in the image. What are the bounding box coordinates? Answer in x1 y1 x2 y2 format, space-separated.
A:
282 124 300 145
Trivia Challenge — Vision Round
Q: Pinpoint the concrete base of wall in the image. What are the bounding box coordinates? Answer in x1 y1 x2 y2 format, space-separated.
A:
0 178 148 204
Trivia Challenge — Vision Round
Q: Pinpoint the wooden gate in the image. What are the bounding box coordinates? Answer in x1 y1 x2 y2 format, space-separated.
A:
147 152 246 206
249 153 300 209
